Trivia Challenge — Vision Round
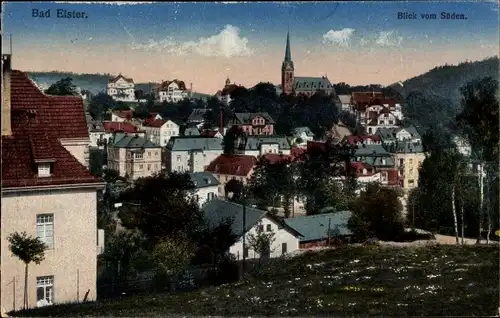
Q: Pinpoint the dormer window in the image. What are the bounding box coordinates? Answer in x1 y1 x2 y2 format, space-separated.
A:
38 163 51 177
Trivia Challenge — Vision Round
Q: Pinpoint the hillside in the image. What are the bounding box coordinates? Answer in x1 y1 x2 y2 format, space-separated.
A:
389 56 499 135
26 71 211 99
11 245 499 317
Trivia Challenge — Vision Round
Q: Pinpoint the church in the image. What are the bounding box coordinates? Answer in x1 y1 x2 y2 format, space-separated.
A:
279 32 336 97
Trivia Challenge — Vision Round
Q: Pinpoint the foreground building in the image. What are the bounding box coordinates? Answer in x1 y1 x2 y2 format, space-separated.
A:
1 55 105 311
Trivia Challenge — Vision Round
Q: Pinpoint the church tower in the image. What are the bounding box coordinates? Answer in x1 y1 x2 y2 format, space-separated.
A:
281 31 295 95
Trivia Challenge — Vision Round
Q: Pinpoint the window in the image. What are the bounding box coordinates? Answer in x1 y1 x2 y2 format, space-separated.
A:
37 214 54 249
139 164 144 169
195 194 199 202
148 152 151 157
38 163 51 177
147 164 151 171
409 158 413 165
384 114 388 117
266 224 272 232
243 247 249 258
281 243 287 255
36 276 54 307
177 155 181 162
135 153 143 159
399 158 404 166
259 225 264 232
408 179 415 187
207 192 215 201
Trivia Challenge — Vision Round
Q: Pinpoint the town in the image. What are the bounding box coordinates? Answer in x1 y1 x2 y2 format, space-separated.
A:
1 2 499 317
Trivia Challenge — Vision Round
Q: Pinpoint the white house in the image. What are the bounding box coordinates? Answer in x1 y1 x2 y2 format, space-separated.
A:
239 136 292 158
202 200 301 260
158 80 191 103
337 94 353 113
188 172 220 207
292 127 314 147
165 136 223 173
107 74 135 102
453 135 472 157
141 119 179 147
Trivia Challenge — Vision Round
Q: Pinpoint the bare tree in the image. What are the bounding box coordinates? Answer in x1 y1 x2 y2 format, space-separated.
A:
247 221 276 265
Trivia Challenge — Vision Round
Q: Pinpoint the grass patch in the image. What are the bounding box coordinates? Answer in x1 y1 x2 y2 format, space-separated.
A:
11 245 499 316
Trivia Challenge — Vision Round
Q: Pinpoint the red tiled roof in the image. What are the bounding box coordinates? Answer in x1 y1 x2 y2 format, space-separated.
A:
200 130 218 137
369 98 399 108
112 110 134 120
290 146 307 161
351 162 375 177
261 153 293 165
205 154 256 177
306 141 328 153
344 135 381 145
143 119 167 128
109 74 134 84
103 121 139 133
1 70 102 188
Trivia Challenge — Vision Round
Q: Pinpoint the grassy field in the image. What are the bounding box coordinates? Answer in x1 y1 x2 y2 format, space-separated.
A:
12 245 499 316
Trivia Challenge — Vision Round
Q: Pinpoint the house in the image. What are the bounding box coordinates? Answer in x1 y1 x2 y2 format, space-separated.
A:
365 107 401 134
343 134 382 146
156 79 191 103
165 136 223 173
1 55 106 312
215 77 241 106
239 135 291 157
284 211 352 249
107 74 135 102
107 132 162 180
232 112 275 136
202 200 302 259
141 119 179 147
183 126 201 136
377 126 422 145
200 129 223 139
102 121 146 144
85 113 106 149
326 121 352 144
292 127 314 146
111 110 134 122
337 94 353 113
189 172 220 207
205 155 257 198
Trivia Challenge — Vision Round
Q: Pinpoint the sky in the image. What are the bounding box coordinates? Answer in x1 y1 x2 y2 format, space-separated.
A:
2 1 499 94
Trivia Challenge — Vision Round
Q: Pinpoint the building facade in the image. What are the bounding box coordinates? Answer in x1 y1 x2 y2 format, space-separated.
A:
1 56 105 312
107 133 162 180
232 112 275 136
141 119 179 147
156 79 191 103
189 172 220 207
107 74 135 102
165 137 224 173
205 154 257 198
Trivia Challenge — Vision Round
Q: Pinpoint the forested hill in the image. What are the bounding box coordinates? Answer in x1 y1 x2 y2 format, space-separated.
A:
390 56 499 137
392 56 499 108
26 71 161 95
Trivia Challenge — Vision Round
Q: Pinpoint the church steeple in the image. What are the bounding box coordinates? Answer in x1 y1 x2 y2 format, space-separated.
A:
285 31 292 62
281 31 295 95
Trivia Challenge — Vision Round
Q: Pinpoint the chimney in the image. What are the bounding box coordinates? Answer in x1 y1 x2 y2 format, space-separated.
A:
2 54 12 136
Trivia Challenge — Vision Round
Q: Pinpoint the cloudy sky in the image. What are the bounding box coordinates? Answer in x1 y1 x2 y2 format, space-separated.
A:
2 1 499 94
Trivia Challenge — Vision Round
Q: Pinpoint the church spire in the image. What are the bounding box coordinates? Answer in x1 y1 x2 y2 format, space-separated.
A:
284 30 292 61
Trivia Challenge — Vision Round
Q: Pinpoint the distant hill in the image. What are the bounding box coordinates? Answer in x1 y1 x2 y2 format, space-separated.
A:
390 56 499 110
26 71 212 98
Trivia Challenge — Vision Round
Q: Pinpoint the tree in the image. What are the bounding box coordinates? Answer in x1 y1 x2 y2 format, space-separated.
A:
247 221 276 265
118 171 202 244
113 101 131 111
225 179 245 202
152 235 197 291
44 77 78 96
133 103 149 119
7 232 47 310
222 126 245 155
89 92 116 120
348 183 405 241
191 218 238 266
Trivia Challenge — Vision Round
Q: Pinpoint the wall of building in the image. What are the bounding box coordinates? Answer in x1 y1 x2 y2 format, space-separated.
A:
60 139 90 169
1 188 98 312
195 185 219 207
169 149 222 173
229 216 299 260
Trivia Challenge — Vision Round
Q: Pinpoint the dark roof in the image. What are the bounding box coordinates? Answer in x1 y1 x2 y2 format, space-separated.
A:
188 171 220 189
202 199 301 238
261 153 294 165
344 135 381 145
159 79 187 91
110 133 160 148
284 211 352 242
1 70 103 188
205 154 256 176
244 135 291 151
143 119 167 128
183 127 201 136
188 108 208 122
202 199 267 237
109 74 134 84
166 136 223 151
354 144 391 157
233 112 275 125
294 76 334 92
